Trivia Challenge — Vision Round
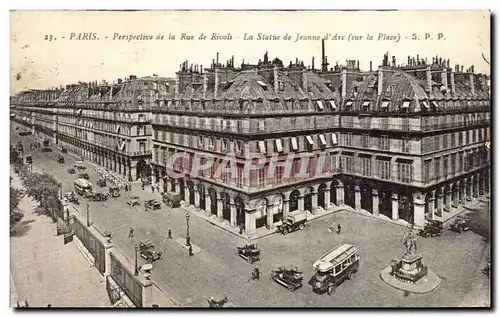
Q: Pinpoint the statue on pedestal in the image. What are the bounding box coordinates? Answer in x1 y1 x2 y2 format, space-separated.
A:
403 226 418 255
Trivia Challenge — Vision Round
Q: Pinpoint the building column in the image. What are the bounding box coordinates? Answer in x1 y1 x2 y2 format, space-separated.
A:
336 185 344 206
391 193 399 221
229 198 237 228
184 185 190 204
473 175 479 198
298 195 304 211
324 185 331 210
151 173 157 187
216 194 223 220
428 194 435 220
467 178 473 200
205 193 211 216
372 189 379 216
159 176 165 194
452 184 459 208
282 199 289 219
166 179 172 192
266 204 274 229
354 186 361 211
445 189 452 213
245 211 256 233
458 183 465 204
436 193 444 217
311 190 318 214
130 165 136 181
413 193 426 229
194 187 200 209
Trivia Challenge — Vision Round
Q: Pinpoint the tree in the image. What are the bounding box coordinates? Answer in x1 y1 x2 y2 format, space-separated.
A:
23 172 60 218
10 187 24 228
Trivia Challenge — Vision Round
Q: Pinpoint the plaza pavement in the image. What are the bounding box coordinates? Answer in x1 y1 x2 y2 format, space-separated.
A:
11 130 491 307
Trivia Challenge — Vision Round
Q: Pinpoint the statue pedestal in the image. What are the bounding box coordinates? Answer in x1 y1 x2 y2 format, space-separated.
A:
381 252 441 294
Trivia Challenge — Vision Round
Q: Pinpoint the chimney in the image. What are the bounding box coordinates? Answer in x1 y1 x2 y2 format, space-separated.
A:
377 68 383 96
450 68 456 96
302 69 308 91
407 56 411 66
312 57 315 70
174 77 179 97
216 52 219 66
273 65 279 93
200 65 203 74
342 69 348 98
214 68 219 98
426 66 432 92
321 39 328 72
469 72 475 95
109 84 113 101
370 61 373 71
392 56 396 67
441 68 448 89
202 73 207 99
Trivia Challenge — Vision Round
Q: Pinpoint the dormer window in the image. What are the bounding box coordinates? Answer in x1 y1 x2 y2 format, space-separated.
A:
362 101 371 109
279 81 285 91
316 100 324 110
344 101 353 110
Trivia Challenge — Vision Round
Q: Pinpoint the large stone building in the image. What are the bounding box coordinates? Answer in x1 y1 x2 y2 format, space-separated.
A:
10 42 491 233
11 76 173 181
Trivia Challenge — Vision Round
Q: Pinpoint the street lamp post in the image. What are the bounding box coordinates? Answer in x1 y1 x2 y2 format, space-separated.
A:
186 212 191 246
86 203 90 227
134 244 139 276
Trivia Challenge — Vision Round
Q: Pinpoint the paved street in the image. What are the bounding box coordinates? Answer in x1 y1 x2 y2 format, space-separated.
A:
10 167 110 307
11 128 491 307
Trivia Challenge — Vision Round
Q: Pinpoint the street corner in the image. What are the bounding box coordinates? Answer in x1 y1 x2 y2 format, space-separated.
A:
174 238 201 253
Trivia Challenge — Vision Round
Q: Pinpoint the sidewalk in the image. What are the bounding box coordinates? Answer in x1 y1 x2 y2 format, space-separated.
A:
10 168 110 308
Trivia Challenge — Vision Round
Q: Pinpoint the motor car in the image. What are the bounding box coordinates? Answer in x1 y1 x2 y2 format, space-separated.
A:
78 173 90 180
67 167 76 174
90 192 108 202
236 244 260 263
127 196 140 207
57 155 65 164
97 179 107 187
61 148 68 154
25 156 33 164
418 219 444 238
145 199 162 210
270 266 304 292
449 215 471 233
139 239 162 262
108 186 120 198
64 191 80 205
41 147 52 152
162 192 182 208
276 210 307 235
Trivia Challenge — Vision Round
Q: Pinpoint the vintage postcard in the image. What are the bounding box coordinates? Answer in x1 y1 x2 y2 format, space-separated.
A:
9 10 491 308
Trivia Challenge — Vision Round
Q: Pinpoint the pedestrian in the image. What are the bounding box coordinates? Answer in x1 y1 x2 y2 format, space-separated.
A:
152 185 155 193
337 224 341 235
128 227 134 238
142 183 145 191
47 304 52 308
252 266 260 280
239 224 244 235
167 228 172 239
188 245 194 256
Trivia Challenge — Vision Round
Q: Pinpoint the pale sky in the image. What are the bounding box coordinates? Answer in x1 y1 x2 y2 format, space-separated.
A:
10 10 490 94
